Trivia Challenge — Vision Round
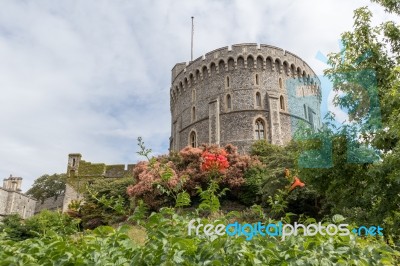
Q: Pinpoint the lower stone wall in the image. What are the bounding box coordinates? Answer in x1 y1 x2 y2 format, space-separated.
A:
0 188 36 219
0 189 9 217
35 195 65 214
62 184 81 212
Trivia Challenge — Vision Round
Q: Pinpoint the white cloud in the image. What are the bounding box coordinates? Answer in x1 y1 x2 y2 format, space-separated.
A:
0 0 397 191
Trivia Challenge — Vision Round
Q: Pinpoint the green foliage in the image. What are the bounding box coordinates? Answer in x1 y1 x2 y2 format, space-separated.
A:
249 140 297 200
134 209 400 265
77 161 106 178
238 165 267 205
0 211 80 241
267 189 289 218
26 173 66 202
323 1 400 244
175 191 191 208
371 0 400 14
137 136 152 160
128 199 149 226
79 177 134 229
0 214 30 241
245 140 322 219
1 208 399 264
0 226 138 265
197 180 228 214
24 210 80 238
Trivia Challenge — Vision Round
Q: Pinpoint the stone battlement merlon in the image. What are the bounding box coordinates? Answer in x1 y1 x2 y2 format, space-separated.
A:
170 43 321 104
171 43 319 84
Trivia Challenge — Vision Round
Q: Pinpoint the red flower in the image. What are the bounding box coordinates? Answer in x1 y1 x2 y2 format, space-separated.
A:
201 149 229 173
289 176 305 192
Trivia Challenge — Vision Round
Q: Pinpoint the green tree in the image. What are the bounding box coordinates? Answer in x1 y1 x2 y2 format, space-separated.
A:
26 174 66 202
323 1 400 244
371 0 400 14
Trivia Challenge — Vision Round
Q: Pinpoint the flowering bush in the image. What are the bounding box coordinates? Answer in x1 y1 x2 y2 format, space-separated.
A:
126 161 183 209
127 144 257 210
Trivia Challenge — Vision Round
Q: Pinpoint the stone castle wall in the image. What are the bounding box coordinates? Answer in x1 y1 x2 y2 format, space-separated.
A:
62 154 135 212
35 195 65 214
0 188 36 219
170 43 322 152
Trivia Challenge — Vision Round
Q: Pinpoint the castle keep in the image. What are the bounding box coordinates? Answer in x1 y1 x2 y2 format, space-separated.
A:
170 43 322 152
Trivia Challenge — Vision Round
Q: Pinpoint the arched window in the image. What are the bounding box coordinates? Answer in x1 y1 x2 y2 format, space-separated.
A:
256 92 261 107
190 131 197 148
279 78 283 89
226 76 230 87
227 94 232 109
280 96 285 110
255 119 265 140
192 106 196 121
255 74 259 85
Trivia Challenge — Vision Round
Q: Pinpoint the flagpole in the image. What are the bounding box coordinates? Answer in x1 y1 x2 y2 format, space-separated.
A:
191 16 194 62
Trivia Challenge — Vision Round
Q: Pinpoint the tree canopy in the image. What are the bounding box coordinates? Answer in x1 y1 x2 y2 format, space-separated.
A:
26 174 66 202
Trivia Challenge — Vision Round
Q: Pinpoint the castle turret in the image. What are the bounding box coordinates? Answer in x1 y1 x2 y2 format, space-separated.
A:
67 153 82 178
2 175 22 192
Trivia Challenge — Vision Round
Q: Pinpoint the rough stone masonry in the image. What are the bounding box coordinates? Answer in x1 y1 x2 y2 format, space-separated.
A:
169 43 322 153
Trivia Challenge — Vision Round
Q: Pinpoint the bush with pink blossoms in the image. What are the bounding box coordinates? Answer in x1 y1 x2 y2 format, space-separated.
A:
127 141 260 210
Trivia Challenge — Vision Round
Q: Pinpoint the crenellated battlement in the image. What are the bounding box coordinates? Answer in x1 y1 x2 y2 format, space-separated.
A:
170 43 320 104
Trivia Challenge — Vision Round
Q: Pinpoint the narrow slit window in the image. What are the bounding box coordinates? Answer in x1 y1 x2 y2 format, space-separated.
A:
192 106 196 121
226 76 230 87
227 94 232 109
280 96 285 110
256 74 259 85
256 92 261 107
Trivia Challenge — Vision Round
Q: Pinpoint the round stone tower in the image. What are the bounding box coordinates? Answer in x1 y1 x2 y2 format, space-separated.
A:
170 43 322 153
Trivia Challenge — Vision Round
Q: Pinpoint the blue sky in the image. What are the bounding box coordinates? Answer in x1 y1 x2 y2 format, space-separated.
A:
0 0 397 191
